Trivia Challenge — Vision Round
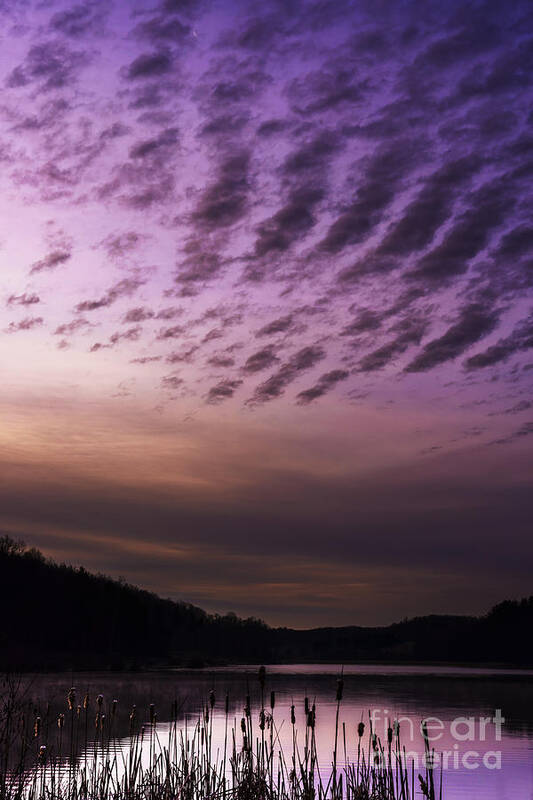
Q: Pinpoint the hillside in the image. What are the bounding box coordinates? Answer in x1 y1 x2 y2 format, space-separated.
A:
1 536 532 670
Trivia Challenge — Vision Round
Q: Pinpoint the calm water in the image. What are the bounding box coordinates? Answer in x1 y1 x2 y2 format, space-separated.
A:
23 664 533 799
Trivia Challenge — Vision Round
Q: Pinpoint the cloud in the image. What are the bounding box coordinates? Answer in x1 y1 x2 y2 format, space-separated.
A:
208 354 235 368
253 185 323 257
407 180 514 285
248 344 326 404
129 127 179 159
359 318 428 372
255 315 295 337
489 421 533 446
206 378 243 403
465 311 533 370
6 40 89 92
341 309 382 336
5 317 44 333
7 292 40 306
324 138 421 256
54 318 91 336
405 303 500 373
242 345 280 374
50 4 106 38
296 369 349 404
191 151 250 231
30 249 71 274
126 51 174 80
123 307 154 323
75 278 145 313
90 326 142 352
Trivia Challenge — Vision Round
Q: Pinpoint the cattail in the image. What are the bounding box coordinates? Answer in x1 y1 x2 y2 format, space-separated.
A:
57 713 65 730
170 699 178 720
304 697 309 716
111 699 118 717
38 745 47 766
259 709 265 731
149 703 155 724
290 705 295 725
387 725 393 744
240 717 246 734
205 706 209 724
306 710 315 729
258 665 266 690
34 716 41 738
209 689 215 709
83 693 90 710
244 695 250 717
372 733 378 751
97 694 103 710
357 721 365 738
336 678 344 702
393 719 400 735
270 691 275 710
67 687 76 711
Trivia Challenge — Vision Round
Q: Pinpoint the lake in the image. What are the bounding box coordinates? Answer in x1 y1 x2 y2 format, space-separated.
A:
19 664 533 799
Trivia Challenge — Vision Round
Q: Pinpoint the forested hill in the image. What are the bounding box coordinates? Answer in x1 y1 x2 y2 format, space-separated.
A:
1 536 532 670
0 536 269 670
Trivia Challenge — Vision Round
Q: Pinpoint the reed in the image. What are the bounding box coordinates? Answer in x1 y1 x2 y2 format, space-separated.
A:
0 671 441 800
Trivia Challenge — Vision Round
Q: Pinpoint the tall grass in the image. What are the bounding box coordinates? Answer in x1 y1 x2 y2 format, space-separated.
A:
0 672 442 800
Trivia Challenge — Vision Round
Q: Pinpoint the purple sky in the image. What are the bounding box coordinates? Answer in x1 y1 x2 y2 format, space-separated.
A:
1 0 532 626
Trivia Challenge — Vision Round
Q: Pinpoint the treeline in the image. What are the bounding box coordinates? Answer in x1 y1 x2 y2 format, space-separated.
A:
0 536 270 671
1 536 532 670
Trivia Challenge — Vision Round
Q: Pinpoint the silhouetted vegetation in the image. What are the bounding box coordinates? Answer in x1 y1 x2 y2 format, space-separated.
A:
0 671 442 800
1 536 532 670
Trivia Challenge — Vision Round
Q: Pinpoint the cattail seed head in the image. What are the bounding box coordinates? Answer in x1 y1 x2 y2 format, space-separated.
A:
209 690 215 709
291 705 295 725
336 678 344 702
304 697 309 716
357 721 365 738
240 717 246 734
270 691 275 711
244 695 250 717
387 726 393 744
259 709 265 730
67 688 76 711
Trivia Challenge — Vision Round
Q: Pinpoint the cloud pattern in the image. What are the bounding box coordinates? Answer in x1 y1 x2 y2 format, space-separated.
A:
1 0 532 446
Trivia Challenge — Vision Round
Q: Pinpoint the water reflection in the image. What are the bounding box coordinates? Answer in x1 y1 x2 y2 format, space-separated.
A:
17 666 533 799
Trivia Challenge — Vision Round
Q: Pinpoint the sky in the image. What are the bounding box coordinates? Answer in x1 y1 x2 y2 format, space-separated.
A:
0 0 532 627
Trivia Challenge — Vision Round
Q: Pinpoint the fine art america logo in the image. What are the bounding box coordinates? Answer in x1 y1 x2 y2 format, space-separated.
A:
367 708 505 771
